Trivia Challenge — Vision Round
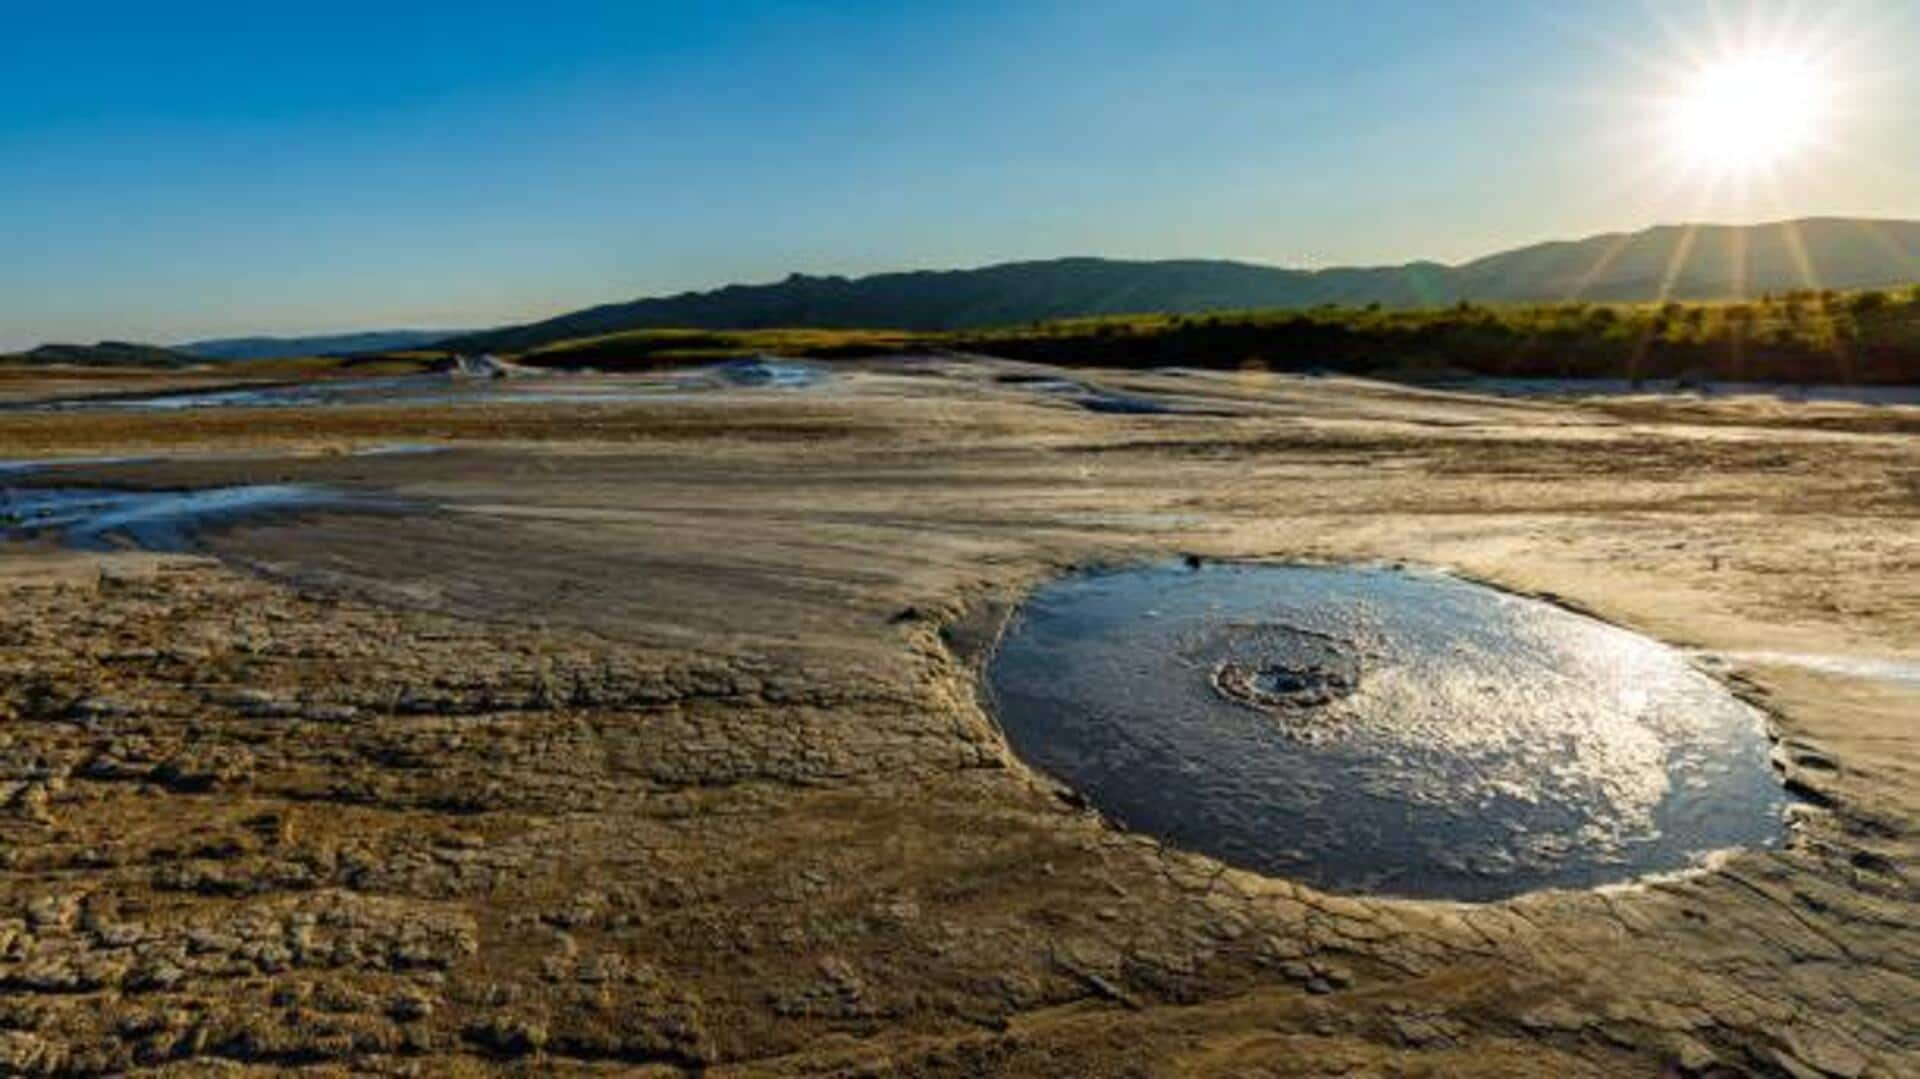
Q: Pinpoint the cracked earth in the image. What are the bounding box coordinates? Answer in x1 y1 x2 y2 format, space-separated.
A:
0 360 1915 1075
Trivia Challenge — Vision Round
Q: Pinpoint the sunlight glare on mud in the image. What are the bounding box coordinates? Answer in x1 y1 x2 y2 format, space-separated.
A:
986 561 1792 901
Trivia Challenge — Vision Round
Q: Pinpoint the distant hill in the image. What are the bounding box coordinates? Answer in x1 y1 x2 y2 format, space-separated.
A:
452 218 1920 353
180 329 467 361
6 341 197 368
1451 219 1920 302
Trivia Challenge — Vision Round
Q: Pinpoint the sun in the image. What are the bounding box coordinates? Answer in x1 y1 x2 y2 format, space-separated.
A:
1663 49 1832 175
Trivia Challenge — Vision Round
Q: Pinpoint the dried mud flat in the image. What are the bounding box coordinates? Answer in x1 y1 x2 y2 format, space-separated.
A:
0 362 1916 1076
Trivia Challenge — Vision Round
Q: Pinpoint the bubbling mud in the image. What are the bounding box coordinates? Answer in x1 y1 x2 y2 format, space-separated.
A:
984 561 1793 901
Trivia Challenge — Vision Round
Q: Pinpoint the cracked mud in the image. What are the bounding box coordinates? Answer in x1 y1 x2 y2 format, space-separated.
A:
0 359 1914 1076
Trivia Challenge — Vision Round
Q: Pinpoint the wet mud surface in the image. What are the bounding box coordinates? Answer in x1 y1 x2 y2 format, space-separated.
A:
987 561 1791 900
993 371 1238 415
0 358 1914 1075
1451 377 1920 406
4 358 829 414
0 485 363 552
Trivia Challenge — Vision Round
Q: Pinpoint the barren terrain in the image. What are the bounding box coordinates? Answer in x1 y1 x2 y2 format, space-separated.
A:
0 360 1915 1076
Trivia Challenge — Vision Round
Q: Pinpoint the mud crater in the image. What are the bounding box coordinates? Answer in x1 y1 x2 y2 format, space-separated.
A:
1203 623 1363 716
983 560 1794 901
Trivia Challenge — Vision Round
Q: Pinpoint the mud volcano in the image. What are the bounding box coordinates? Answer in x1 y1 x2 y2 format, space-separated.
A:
985 561 1792 901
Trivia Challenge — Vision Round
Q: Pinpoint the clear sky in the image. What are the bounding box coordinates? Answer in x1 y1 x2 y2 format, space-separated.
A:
4 0 1916 349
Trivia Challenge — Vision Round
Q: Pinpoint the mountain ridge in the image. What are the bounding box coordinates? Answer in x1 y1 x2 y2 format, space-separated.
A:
449 217 1920 354
10 342 199 368
12 218 1920 361
179 329 475 361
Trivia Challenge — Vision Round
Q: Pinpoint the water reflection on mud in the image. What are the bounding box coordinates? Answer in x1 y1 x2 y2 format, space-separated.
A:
4 359 829 414
985 561 1792 901
0 486 358 551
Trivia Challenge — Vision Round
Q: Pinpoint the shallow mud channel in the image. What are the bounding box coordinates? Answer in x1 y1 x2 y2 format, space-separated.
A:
0 454 413 552
986 560 1794 901
4 358 830 413
0 485 358 552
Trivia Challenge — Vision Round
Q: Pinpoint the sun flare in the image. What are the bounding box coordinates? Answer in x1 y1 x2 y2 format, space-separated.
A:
1664 49 1831 174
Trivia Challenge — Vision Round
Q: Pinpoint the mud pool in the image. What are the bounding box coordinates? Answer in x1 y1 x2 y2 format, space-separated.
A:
985 561 1793 901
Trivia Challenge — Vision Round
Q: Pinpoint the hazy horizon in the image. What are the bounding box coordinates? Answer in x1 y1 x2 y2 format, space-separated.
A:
6 0 1917 351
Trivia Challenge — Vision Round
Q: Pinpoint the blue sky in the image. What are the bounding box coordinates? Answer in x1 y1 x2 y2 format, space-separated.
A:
3 0 1915 348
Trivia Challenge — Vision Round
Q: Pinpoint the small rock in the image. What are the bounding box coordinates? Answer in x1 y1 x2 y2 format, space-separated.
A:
13 784 52 824
155 747 255 792
465 1016 548 1056
389 991 435 1022
68 696 138 721
0 1032 57 1074
27 893 81 932
1669 1033 1719 1075
1783 1028 1870 1079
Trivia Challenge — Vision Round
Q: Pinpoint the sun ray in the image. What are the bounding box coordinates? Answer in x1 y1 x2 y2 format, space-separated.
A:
1396 264 1446 308
1544 6 1699 82
1705 0 1739 60
1727 219 1748 301
1536 0 1901 242
1641 0 1719 71
1657 223 1701 304
1796 133 1911 193
1563 230 1640 303
1848 219 1920 283
1762 175 1824 292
